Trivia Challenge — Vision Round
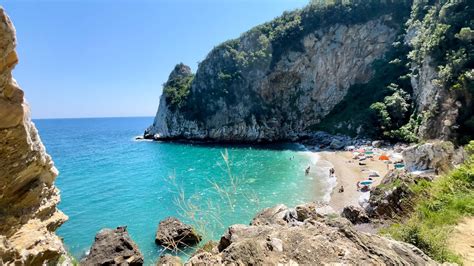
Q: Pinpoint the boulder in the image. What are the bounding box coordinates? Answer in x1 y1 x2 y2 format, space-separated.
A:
188 216 435 265
402 141 466 172
329 138 345 150
372 140 384 148
155 217 201 249
82 226 144 265
295 203 319 221
365 170 433 218
156 254 182 266
341 206 370 224
250 204 295 226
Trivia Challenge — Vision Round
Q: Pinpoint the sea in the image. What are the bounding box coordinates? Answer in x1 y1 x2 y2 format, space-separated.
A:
34 117 334 264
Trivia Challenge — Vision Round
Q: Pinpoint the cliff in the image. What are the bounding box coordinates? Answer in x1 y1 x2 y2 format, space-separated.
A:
146 2 409 142
0 8 68 264
147 0 473 144
405 0 474 142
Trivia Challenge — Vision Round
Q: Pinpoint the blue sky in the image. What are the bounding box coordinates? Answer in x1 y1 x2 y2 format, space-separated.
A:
2 0 308 119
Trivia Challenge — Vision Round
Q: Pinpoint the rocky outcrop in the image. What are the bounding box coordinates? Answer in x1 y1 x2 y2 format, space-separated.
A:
156 254 182 266
187 204 435 265
155 217 202 249
365 170 433 219
82 226 144 265
0 7 68 264
402 141 466 172
146 8 399 142
250 204 297 226
341 205 370 224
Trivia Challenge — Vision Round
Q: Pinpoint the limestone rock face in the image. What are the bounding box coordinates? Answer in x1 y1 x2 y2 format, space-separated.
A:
146 16 397 142
155 217 202 249
0 7 68 264
408 56 463 140
82 226 144 265
402 141 466 172
187 212 435 265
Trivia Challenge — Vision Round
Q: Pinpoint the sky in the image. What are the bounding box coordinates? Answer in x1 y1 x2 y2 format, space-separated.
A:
2 0 308 119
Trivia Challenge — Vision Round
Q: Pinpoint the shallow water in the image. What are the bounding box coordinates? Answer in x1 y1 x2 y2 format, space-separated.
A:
35 117 329 264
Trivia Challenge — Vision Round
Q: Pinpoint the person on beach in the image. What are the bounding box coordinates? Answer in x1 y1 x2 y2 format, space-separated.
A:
305 166 311 175
338 185 344 193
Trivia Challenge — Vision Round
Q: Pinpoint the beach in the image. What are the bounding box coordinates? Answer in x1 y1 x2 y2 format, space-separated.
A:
313 150 390 212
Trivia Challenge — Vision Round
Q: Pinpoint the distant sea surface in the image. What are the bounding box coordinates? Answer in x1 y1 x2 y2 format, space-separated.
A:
35 117 329 264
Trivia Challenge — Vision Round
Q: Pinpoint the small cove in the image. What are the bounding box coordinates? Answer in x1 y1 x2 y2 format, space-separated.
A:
35 117 331 264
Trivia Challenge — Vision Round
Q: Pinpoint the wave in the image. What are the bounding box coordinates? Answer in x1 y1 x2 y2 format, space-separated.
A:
298 147 337 204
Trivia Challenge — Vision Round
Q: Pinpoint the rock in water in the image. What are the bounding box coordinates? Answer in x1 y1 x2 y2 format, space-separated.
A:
0 7 69 264
82 226 144 265
188 214 435 265
155 217 202 249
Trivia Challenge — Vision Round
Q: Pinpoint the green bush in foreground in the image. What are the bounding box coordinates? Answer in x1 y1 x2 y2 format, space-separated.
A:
382 141 474 263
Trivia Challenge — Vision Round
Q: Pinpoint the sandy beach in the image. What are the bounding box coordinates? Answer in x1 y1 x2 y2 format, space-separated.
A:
314 150 390 212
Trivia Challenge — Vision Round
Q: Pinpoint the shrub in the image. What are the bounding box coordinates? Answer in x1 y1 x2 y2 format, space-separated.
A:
382 144 474 262
164 74 194 109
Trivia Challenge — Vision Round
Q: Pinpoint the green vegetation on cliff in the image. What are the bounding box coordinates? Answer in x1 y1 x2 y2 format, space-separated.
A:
182 0 411 121
164 74 194 109
319 0 473 144
383 141 474 263
162 63 195 110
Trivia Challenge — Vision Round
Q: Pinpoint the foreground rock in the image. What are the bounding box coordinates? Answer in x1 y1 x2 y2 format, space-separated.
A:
0 7 68 264
250 204 297 226
82 226 144 265
365 169 433 219
156 254 182 266
341 205 370 224
155 217 202 249
187 204 435 265
402 141 466 172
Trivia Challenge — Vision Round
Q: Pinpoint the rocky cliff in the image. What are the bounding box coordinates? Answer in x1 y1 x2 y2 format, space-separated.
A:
147 0 473 144
0 8 68 264
405 0 474 142
146 3 409 142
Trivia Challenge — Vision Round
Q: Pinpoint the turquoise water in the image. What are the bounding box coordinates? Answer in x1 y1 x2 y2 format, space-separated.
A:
35 117 327 264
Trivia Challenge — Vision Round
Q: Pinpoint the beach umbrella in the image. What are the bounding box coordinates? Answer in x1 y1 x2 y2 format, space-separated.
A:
360 180 374 185
379 155 389 161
